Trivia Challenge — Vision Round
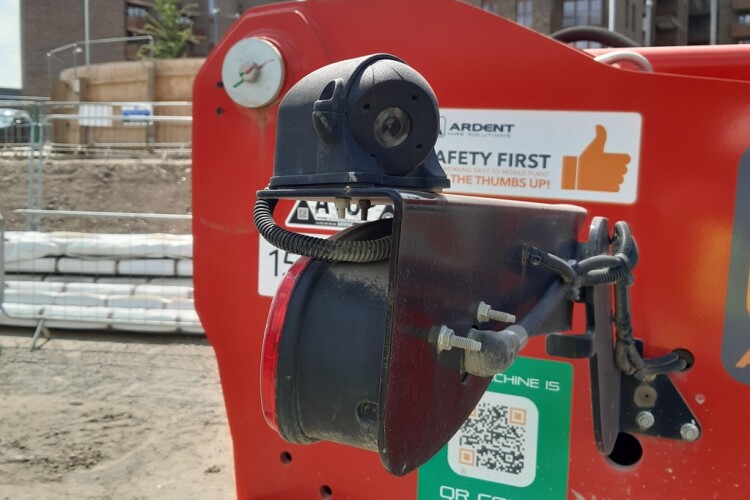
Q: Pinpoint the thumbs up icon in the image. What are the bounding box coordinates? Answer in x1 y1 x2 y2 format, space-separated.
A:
561 125 630 192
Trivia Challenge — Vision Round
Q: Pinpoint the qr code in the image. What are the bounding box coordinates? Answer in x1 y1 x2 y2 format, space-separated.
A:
447 392 538 487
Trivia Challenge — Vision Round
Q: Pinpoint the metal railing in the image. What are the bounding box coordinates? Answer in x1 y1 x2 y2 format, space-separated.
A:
0 102 197 340
0 100 194 230
43 103 193 151
47 36 155 92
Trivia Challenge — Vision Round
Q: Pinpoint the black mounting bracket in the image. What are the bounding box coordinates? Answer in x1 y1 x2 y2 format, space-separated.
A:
545 217 700 455
618 342 701 442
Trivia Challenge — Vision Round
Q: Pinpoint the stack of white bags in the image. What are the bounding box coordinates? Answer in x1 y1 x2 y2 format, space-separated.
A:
1 232 202 333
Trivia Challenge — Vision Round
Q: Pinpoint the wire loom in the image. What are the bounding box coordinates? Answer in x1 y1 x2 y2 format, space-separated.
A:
254 197 391 263
522 221 688 381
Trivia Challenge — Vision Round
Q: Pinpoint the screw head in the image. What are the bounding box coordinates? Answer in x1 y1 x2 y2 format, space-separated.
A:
436 325 455 351
636 411 655 429
680 422 700 442
476 302 491 323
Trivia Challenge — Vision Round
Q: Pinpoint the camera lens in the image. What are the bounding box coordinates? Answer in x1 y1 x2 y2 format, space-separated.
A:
373 107 411 148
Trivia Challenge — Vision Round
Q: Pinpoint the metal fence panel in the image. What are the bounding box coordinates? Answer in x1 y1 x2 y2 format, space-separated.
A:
0 103 199 338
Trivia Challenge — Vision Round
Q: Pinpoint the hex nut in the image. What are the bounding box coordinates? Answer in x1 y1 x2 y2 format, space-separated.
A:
680 422 700 442
636 411 655 430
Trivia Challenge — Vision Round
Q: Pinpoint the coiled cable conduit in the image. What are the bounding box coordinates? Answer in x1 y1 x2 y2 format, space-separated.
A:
522 221 687 380
254 197 391 263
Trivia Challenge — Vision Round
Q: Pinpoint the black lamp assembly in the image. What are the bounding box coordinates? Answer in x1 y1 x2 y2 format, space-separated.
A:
254 54 698 475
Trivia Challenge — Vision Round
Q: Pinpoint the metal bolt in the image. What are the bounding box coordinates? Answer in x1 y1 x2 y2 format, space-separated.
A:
436 325 482 352
334 198 350 219
636 411 655 430
357 199 372 221
680 422 700 442
476 301 516 324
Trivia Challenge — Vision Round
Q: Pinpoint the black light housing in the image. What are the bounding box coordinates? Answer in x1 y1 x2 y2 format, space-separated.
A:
258 54 585 475
258 187 585 475
258 54 701 477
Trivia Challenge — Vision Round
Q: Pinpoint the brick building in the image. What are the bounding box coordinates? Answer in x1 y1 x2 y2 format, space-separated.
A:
21 0 211 96
465 0 645 45
20 0 750 97
469 0 750 47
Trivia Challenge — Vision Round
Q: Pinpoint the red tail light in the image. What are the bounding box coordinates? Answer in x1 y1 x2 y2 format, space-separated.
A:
260 256 310 431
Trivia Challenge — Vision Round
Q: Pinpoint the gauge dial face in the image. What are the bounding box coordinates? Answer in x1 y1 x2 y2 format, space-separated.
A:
221 38 285 108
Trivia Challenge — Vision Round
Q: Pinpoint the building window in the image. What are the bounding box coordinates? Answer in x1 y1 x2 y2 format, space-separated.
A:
481 0 499 14
562 0 603 27
562 0 604 48
690 0 710 13
688 14 710 44
516 0 532 27
126 5 148 18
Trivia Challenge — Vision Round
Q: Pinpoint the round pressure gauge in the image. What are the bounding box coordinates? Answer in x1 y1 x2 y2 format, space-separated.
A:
221 38 285 108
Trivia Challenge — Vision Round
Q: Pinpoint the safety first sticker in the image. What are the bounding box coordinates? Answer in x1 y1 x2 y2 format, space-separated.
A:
437 109 642 204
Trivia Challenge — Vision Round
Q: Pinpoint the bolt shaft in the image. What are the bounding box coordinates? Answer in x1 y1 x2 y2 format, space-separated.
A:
477 301 516 324
436 325 482 352
334 198 350 219
487 309 517 323
450 335 482 352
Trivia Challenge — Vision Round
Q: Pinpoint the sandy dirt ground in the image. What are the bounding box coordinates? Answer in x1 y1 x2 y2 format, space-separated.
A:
0 157 192 233
0 328 235 499
0 154 235 497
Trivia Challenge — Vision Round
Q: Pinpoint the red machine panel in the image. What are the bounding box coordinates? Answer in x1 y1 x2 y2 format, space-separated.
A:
192 1 750 498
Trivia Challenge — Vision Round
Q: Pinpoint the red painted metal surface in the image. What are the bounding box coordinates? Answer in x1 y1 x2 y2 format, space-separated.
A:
192 1 750 497
588 45 750 81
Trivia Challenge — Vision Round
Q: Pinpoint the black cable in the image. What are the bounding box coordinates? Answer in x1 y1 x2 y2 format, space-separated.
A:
524 221 686 380
254 197 391 263
577 254 622 273
520 280 573 338
523 245 577 283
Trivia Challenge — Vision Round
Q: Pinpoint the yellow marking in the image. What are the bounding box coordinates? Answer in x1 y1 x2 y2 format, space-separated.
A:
736 349 750 369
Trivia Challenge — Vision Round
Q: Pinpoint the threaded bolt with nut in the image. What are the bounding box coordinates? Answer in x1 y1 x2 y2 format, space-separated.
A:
477 301 516 324
680 422 700 442
436 325 482 352
636 411 655 430
334 197 350 219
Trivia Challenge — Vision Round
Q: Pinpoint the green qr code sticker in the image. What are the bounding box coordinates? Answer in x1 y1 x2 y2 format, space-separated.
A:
418 357 573 500
448 393 538 487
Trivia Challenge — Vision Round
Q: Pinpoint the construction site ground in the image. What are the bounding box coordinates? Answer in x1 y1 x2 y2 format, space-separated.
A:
0 155 234 497
0 328 234 499
0 156 192 233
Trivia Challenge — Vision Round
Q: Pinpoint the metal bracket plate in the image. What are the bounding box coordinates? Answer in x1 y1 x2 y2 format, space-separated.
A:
619 342 701 441
546 218 700 453
546 217 620 454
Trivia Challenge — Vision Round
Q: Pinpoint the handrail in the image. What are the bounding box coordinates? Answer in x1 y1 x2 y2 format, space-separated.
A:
43 114 193 123
48 35 154 56
14 209 192 220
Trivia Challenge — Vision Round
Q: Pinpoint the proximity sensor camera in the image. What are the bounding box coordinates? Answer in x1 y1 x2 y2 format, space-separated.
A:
270 54 449 190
